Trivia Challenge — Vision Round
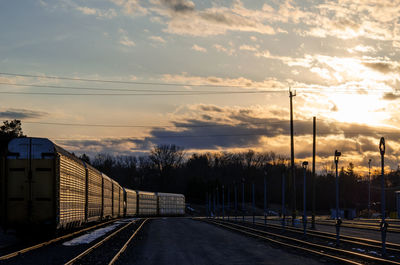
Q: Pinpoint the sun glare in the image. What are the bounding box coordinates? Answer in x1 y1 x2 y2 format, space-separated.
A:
328 93 388 125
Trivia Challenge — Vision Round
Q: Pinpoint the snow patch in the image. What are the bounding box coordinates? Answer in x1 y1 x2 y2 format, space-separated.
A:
62 219 136 246
352 248 366 253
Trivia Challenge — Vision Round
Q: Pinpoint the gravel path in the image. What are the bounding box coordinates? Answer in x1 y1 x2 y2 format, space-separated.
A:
116 218 325 265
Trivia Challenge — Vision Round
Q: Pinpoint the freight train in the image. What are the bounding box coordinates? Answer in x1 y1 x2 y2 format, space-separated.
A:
0 137 185 231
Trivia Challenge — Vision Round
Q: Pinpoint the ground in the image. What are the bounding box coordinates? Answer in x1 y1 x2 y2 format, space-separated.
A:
116 218 325 265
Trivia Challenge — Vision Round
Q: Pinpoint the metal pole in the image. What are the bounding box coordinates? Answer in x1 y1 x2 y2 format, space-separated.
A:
312 116 316 229
252 182 255 224
379 137 388 257
282 172 286 229
216 186 219 219
209 193 211 218
213 191 216 218
206 192 209 217
234 184 238 221
227 185 230 220
368 159 371 218
264 173 267 225
290 89 297 226
242 181 245 222
302 162 308 236
222 185 225 220
335 150 341 246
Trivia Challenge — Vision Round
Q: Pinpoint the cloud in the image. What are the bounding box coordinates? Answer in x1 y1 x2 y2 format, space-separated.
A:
149 35 166 43
161 73 286 90
76 6 97 15
382 92 400 101
0 108 47 119
191 44 207 53
157 0 195 13
118 29 135 47
363 62 400 74
74 5 117 19
151 1 276 36
213 44 235 55
111 0 147 15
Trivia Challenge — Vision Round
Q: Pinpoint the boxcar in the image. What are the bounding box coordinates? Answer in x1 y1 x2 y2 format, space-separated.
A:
85 164 102 222
5 138 86 229
102 174 112 219
137 191 157 216
124 188 137 217
0 152 5 227
157 193 185 216
111 179 121 218
118 185 123 217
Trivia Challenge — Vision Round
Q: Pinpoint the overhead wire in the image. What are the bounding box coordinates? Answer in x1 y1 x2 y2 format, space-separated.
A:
0 72 395 95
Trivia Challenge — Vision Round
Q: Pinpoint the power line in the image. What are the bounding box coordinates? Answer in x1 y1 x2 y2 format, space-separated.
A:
0 72 270 89
0 81 279 93
23 120 289 128
0 90 286 96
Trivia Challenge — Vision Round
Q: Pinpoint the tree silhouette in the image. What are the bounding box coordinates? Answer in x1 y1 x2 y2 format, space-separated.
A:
0 119 25 152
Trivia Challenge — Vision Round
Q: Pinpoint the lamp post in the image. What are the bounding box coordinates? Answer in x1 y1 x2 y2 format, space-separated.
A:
242 179 245 222
368 159 371 218
335 150 342 246
302 161 308 236
222 185 225 220
379 137 388 257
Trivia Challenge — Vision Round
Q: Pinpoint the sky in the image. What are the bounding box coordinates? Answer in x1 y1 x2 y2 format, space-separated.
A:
1 0 400 175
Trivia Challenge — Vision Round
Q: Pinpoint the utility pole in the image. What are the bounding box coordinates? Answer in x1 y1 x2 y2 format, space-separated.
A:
290 88 297 226
311 116 316 229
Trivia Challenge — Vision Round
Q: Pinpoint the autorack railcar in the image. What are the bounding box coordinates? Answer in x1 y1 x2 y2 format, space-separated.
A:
124 188 137 217
137 191 158 216
157 193 185 216
0 137 185 232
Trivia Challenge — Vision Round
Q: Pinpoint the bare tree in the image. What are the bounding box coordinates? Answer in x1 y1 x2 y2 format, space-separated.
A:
149 144 185 172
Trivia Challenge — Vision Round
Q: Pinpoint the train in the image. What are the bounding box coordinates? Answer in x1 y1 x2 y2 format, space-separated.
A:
0 137 185 231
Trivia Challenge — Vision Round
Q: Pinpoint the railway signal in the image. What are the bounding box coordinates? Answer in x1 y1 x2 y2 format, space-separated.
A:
302 161 308 236
334 150 341 246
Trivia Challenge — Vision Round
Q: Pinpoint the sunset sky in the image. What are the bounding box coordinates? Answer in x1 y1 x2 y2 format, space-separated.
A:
1 0 400 174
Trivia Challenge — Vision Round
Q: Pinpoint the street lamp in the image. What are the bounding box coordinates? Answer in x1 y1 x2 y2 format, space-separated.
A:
334 150 342 246
302 161 308 236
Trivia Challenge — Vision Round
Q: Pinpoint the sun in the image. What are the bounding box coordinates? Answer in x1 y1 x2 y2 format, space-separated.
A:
328 93 388 125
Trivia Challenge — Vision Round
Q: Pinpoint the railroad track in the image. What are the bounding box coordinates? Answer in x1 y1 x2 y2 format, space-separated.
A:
64 218 148 265
0 219 120 261
238 219 400 256
240 216 400 233
204 218 400 265
315 220 400 233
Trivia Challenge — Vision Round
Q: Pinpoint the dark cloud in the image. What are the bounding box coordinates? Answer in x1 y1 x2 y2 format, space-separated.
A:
0 108 47 119
363 62 399 74
198 105 223 112
382 92 400 100
159 0 195 13
55 107 400 171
